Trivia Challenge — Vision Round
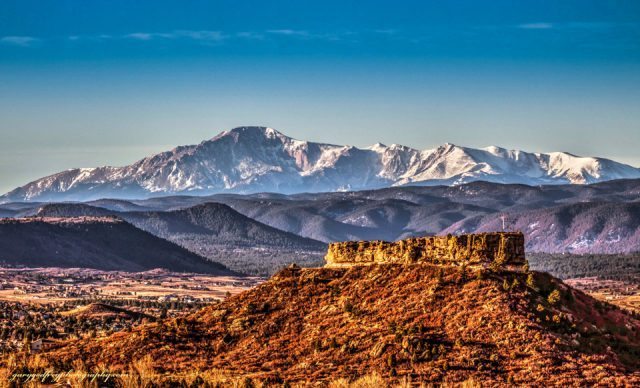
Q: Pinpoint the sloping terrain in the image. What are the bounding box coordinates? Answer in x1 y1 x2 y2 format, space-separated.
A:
44 264 640 385
0 217 232 274
123 203 327 275
122 202 325 251
3 126 639 202
33 203 115 218
444 202 640 254
8 179 640 258
195 182 640 253
85 199 154 212
0 208 16 218
63 303 154 321
218 196 495 242
36 202 327 276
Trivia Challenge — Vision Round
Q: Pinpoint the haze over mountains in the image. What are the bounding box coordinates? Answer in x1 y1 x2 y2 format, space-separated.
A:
2 126 640 203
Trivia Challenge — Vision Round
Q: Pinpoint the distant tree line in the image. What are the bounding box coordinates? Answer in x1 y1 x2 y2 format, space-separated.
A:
528 252 640 281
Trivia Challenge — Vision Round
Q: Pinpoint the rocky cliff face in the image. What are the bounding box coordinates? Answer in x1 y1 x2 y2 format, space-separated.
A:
325 232 526 268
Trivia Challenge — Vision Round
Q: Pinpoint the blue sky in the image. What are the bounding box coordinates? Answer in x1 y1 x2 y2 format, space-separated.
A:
1 1 640 193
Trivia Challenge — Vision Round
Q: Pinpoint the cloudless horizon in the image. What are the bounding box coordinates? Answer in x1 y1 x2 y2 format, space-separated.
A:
1 1 640 193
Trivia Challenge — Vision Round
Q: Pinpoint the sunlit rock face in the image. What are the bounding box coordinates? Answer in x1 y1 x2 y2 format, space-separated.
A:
325 232 526 268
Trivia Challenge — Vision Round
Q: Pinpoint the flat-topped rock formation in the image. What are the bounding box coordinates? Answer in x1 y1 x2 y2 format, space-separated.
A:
325 232 526 268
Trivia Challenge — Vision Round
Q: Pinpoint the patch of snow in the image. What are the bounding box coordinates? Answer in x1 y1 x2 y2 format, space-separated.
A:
4 126 640 202
567 236 593 250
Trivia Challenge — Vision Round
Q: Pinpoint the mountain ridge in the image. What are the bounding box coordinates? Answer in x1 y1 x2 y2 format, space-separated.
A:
3 126 639 202
0 216 234 274
6 179 640 256
34 202 327 276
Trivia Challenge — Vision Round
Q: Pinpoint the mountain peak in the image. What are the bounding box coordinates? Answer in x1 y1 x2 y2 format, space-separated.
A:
367 142 388 151
484 145 506 153
230 126 278 134
432 142 462 153
2 127 640 202
212 126 286 141
230 126 284 138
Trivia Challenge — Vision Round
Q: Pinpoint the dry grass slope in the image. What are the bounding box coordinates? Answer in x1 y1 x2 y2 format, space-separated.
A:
14 262 636 386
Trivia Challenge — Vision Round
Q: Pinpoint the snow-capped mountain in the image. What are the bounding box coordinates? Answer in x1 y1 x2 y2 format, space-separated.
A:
2 126 640 202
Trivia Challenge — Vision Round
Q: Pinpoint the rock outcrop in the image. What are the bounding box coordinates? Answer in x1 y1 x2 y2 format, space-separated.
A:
325 232 526 268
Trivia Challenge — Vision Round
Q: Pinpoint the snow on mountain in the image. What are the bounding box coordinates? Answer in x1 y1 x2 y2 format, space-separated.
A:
2 126 640 202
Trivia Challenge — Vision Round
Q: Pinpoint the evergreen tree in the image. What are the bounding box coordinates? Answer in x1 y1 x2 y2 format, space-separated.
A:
526 273 536 290
548 289 561 305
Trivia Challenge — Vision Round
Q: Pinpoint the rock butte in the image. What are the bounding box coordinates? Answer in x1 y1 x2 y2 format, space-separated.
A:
325 232 526 268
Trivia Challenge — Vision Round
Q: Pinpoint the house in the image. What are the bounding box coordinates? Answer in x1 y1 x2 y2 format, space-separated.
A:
13 287 26 295
31 338 59 352
158 294 179 302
